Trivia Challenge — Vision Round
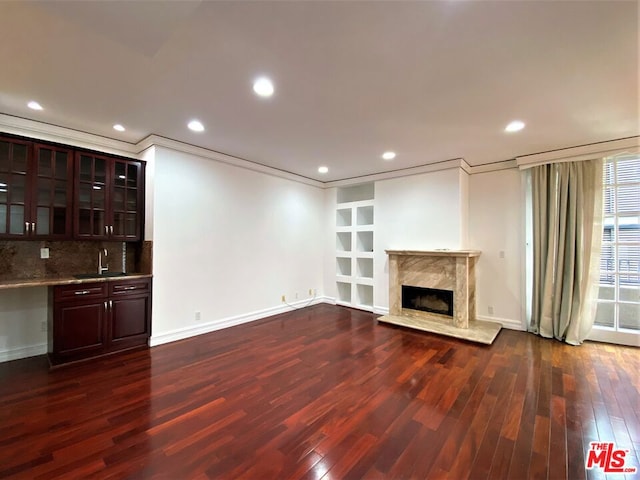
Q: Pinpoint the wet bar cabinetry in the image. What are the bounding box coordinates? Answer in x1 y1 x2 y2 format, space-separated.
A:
0 134 144 241
48 277 152 366
75 151 144 241
0 137 74 239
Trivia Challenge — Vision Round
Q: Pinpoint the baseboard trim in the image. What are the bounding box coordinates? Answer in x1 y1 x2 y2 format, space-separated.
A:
374 306 389 315
476 315 525 331
150 297 328 347
0 343 47 363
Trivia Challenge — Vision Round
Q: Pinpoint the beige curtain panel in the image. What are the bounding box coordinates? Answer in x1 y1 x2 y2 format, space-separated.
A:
530 159 603 345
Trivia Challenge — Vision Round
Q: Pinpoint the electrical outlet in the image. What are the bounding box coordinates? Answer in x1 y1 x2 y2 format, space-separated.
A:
295 292 298 299
281 295 286 303
40 321 47 332
488 306 494 315
40 248 49 259
195 311 201 322
309 288 313 296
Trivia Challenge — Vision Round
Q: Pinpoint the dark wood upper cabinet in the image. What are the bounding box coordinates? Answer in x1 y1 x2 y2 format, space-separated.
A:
0 137 73 239
74 151 144 241
0 134 145 241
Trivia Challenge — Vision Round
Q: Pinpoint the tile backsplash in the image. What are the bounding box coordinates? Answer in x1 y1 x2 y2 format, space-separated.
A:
0 240 152 281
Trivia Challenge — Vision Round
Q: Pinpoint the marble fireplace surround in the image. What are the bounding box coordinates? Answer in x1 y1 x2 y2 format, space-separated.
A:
378 250 501 345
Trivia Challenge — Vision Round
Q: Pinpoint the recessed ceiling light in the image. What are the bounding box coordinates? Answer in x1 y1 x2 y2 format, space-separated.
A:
382 151 396 160
318 166 329 174
27 101 43 111
505 120 525 132
188 120 205 132
113 124 125 132
253 77 274 97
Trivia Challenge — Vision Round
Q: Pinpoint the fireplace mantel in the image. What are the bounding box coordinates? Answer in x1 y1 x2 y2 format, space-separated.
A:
385 249 481 258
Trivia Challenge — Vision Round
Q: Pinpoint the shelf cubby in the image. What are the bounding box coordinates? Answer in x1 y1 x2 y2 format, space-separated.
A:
337 183 374 204
357 284 374 309
356 205 374 226
336 232 352 252
337 257 352 276
336 208 352 227
356 231 374 253
357 257 373 279
337 282 352 303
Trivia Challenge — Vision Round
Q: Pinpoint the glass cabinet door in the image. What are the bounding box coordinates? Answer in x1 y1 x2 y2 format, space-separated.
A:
111 159 141 240
32 145 73 238
0 138 30 237
75 152 109 239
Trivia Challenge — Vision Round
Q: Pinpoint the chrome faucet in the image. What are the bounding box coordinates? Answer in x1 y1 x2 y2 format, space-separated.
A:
98 248 109 275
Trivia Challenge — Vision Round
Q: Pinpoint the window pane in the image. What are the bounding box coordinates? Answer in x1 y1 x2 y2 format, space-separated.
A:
617 157 640 183
616 184 640 213
619 303 640 330
598 285 615 301
620 285 639 302
618 216 639 242
618 244 639 276
594 302 615 327
603 187 615 215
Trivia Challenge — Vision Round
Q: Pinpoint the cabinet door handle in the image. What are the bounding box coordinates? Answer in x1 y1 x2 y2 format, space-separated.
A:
104 301 107 311
105 225 109 235
109 300 113 309
122 286 136 291
110 225 114 235
31 222 35 234
25 222 29 234
74 290 91 295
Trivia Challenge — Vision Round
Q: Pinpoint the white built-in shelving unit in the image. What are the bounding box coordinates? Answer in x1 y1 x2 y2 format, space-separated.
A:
335 183 374 311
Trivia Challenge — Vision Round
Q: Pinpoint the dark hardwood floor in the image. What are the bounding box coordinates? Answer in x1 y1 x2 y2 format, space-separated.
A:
0 304 638 479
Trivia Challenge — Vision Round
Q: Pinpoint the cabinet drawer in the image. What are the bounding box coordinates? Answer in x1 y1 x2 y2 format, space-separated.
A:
109 278 151 296
54 282 107 302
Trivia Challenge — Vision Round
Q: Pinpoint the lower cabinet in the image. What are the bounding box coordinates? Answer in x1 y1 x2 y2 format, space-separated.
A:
49 277 151 366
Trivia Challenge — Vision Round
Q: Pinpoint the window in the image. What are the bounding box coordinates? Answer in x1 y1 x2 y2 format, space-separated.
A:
593 154 639 342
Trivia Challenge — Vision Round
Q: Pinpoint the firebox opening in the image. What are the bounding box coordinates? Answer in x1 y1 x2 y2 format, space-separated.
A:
402 285 453 317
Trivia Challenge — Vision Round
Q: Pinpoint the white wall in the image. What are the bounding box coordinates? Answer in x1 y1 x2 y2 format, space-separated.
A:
469 168 524 329
0 287 48 362
373 168 467 312
149 146 325 344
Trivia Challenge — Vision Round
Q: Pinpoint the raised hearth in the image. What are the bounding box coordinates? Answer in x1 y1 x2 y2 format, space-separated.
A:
378 250 501 345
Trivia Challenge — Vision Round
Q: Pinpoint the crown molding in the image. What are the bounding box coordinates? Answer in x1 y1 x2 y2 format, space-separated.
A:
140 135 325 188
468 159 518 174
0 114 139 158
325 158 470 188
516 136 640 169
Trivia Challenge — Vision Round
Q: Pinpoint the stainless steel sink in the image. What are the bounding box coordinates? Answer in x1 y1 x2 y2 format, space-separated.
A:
74 272 130 279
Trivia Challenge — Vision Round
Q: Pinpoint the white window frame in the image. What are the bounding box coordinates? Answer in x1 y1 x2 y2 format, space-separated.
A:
588 154 640 347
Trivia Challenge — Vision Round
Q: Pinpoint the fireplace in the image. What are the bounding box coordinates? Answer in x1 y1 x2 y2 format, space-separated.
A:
378 249 502 345
402 286 453 317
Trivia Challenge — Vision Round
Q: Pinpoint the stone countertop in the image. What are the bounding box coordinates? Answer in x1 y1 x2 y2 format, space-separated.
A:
385 249 481 258
0 273 153 290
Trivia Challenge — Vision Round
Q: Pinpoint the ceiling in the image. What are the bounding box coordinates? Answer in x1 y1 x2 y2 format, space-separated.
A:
0 1 637 182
